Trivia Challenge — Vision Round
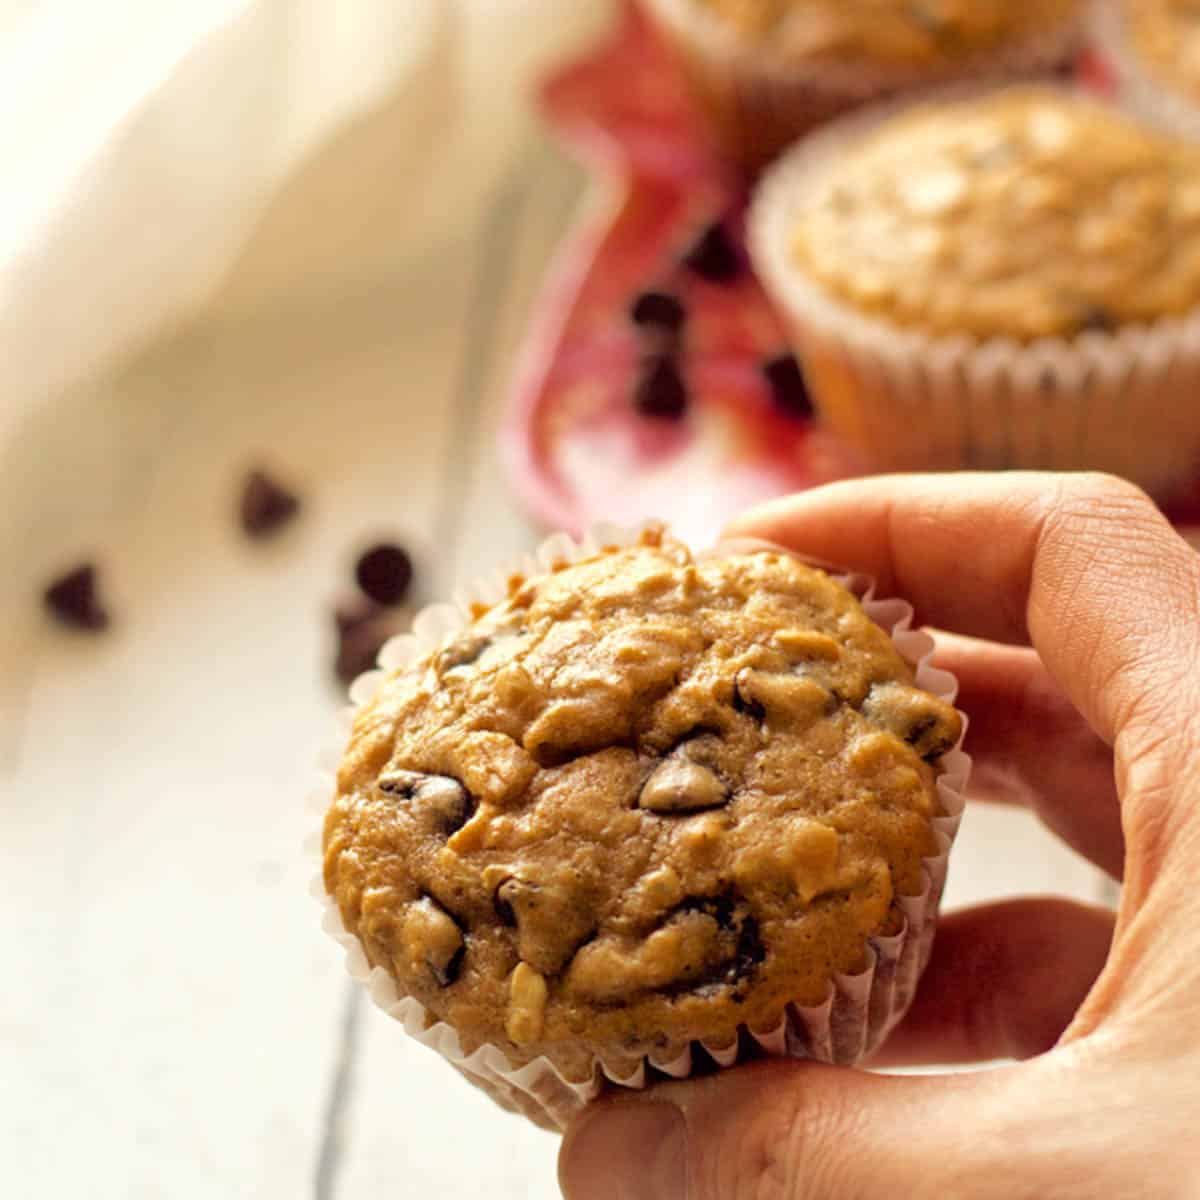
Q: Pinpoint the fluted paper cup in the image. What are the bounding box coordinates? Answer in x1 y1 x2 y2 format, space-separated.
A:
309 521 971 1130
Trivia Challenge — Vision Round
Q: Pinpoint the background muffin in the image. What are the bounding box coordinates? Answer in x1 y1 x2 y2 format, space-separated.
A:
320 526 968 1128
750 85 1200 494
1094 0 1200 142
640 0 1086 171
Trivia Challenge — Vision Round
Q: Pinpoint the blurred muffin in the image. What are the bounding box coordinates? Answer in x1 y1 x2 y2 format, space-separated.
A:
321 527 966 1128
1095 1 1200 142
641 0 1086 171
750 85 1200 494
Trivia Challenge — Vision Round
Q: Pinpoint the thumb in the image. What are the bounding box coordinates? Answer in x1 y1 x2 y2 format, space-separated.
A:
558 1059 1079 1200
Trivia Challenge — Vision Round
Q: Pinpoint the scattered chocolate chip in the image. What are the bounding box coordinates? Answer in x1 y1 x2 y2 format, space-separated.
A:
239 468 301 538
355 543 413 607
633 355 688 420
333 593 380 636
43 564 109 632
333 603 406 686
762 354 814 420
630 290 687 336
680 221 742 284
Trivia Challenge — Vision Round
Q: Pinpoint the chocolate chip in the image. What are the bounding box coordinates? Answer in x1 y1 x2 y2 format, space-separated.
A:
379 771 473 834
732 675 766 722
630 290 687 336
633 355 688 420
862 682 962 761
672 894 765 988
639 758 728 813
680 221 742 284
43 564 109 632
400 897 465 988
732 912 766 982
355 543 413 607
1079 304 1115 334
437 633 491 674
239 468 301 538
493 879 518 928
334 593 380 636
762 354 814 420
333 603 406 686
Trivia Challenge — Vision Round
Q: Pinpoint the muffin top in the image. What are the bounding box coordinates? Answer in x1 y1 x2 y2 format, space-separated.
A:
696 0 1081 69
1127 1 1200 105
786 87 1200 339
323 529 961 1080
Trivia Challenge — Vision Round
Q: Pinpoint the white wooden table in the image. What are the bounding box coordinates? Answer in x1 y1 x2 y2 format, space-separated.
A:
0 125 1111 1200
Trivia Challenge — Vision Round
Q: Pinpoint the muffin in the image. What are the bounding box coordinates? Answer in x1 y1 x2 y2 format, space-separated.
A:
750 85 1200 494
1094 1 1200 141
319 525 967 1129
641 0 1086 171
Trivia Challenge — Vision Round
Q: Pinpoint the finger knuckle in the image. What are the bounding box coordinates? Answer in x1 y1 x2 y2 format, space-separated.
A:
1061 471 1155 516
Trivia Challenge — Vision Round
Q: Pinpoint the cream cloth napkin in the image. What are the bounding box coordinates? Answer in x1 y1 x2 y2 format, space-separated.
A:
0 0 614 443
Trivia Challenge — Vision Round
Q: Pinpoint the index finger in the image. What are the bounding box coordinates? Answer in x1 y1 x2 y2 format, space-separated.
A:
725 471 1200 747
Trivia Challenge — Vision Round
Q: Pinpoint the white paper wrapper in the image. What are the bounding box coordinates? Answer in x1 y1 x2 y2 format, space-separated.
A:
1092 1 1200 142
309 522 971 1130
640 0 1084 170
749 84 1200 497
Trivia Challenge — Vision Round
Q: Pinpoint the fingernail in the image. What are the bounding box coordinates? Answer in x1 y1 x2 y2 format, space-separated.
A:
560 1099 687 1200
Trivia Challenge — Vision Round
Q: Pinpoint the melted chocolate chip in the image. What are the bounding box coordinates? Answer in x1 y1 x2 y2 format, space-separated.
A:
432 943 466 988
493 879 517 928
732 678 766 723
633 355 688 420
355 543 413 607
379 771 474 835
681 221 742 284
43 564 109 632
437 633 491 673
762 354 814 420
239 468 301 538
670 894 765 989
630 290 687 336
1079 304 1115 334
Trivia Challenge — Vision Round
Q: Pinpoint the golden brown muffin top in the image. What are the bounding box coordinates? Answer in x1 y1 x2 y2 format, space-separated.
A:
787 87 1200 339
697 0 1081 68
1128 1 1200 105
323 530 961 1081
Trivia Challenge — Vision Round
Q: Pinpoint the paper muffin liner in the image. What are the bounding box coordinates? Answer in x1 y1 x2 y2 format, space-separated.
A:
748 84 1200 497
640 0 1085 171
309 521 971 1130
1092 1 1200 142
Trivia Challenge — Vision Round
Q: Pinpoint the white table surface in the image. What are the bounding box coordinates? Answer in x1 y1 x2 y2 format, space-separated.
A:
0 121 1111 1200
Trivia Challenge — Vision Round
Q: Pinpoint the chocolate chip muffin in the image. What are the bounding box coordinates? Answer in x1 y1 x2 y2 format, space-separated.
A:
321 527 964 1124
640 0 1085 170
751 85 1200 494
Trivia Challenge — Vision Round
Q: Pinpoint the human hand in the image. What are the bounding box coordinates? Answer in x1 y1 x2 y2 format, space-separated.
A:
559 472 1200 1199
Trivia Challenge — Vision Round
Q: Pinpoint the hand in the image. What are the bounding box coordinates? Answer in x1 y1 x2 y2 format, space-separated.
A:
559 472 1200 1199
